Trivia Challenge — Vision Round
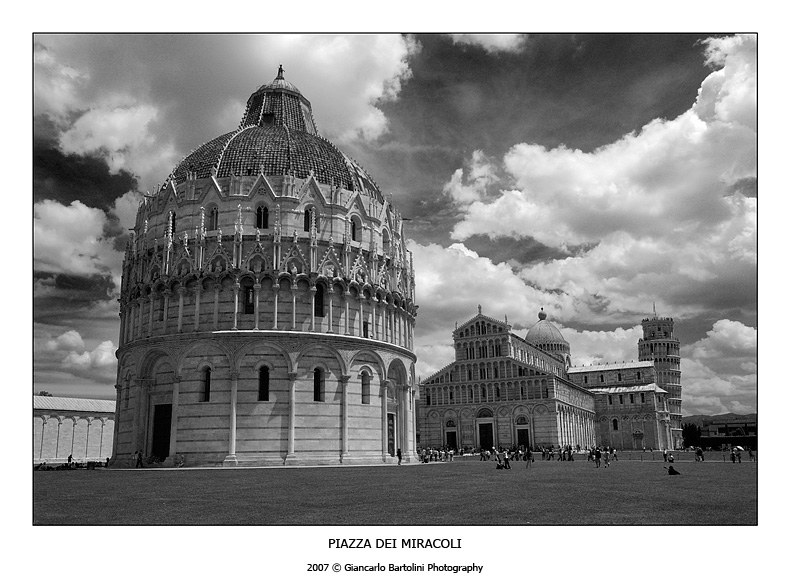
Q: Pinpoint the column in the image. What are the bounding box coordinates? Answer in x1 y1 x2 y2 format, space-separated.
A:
340 375 350 460
224 372 239 466
272 283 279 329
291 283 297 330
359 300 365 337
232 282 240 330
177 287 185 332
253 283 261 330
287 372 298 456
168 376 180 464
136 298 144 339
381 381 389 461
372 300 377 340
193 286 202 332
147 293 154 337
328 288 334 333
310 288 316 331
344 291 350 335
213 283 220 330
162 291 171 334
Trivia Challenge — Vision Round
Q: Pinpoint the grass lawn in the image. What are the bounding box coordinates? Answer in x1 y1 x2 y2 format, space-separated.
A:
33 458 756 525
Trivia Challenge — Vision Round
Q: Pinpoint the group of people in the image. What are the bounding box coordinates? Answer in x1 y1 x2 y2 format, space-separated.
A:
588 446 617 468
418 447 455 463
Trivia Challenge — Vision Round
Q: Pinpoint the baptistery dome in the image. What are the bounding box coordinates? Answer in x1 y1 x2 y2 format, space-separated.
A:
113 67 417 468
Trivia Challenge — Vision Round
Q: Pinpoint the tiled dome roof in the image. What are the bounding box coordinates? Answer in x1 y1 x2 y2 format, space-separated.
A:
525 309 568 345
169 66 381 197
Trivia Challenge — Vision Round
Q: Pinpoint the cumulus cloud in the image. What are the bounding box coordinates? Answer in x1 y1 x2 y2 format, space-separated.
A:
34 199 116 277
443 150 499 205
45 330 86 352
448 34 527 53
253 34 420 142
37 330 118 386
34 42 89 119
62 340 118 382
438 34 756 327
678 319 756 415
58 100 171 177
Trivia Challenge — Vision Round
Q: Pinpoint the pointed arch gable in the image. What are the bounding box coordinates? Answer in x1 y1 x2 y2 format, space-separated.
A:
297 174 329 207
249 173 278 202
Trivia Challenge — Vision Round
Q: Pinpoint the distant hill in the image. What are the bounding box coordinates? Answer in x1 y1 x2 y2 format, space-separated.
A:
682 412 757 426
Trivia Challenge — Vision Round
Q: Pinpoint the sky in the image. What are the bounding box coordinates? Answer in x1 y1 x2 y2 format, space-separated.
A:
32 33 757 417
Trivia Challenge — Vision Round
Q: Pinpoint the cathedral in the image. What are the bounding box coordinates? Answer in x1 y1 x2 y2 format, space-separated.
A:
417 308 682 452
112 67 418 467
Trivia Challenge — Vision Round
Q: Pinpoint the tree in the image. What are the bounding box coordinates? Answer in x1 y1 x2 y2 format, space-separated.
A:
682 423 701 447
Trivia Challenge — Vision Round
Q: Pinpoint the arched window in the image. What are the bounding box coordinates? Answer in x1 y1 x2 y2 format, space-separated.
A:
351 216 361 242
313 368 324 402
361 371 371 404
314 284 325 318
255 205 269 229
258 367 269 401
243 282 255 314
612 419 619 431
201 368 211 402
304 207 314 232
158 294 165 321
207 205 219 231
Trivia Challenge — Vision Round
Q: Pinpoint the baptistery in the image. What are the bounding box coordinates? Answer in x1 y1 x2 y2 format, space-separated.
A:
112 67 418 466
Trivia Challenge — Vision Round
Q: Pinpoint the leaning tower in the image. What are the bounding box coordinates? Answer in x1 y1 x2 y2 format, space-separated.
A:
112 67 418 467
638 314 682 448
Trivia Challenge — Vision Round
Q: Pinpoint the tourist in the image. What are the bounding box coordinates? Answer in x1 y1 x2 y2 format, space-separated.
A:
662 449 668 463
736 450 742 463
503 449 511 469
525 449 532 468
747 447 754 461
667 452 674 463
594 447 602 468
397 448 402 465
730 450 736 464
67 454 73 467
612 448 618 461
136 451 144 468
603 449 610 468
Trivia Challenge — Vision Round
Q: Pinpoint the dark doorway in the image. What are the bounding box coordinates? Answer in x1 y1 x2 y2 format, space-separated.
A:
387 413 396 456
151 404 172 460
446 430 457 450
517 428 530 449
478 423 494 450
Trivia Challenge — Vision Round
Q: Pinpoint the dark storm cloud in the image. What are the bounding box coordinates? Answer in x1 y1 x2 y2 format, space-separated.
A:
33 116 138 210
33 272 116 312
461 234 565 266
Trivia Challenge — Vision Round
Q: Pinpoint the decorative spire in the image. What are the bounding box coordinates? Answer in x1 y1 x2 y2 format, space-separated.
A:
478 304 482 315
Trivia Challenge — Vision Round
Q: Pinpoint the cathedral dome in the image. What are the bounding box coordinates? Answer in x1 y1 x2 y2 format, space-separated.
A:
169 66 381 199
525 309 567 345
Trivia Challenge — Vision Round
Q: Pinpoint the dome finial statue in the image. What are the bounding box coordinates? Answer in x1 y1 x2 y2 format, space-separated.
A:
277 64 285 80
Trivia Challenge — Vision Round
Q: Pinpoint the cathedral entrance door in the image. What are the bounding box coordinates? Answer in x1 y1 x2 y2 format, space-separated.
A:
478 423 494 450
517 428 530 449
445 430 457 450
151 404 172 460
